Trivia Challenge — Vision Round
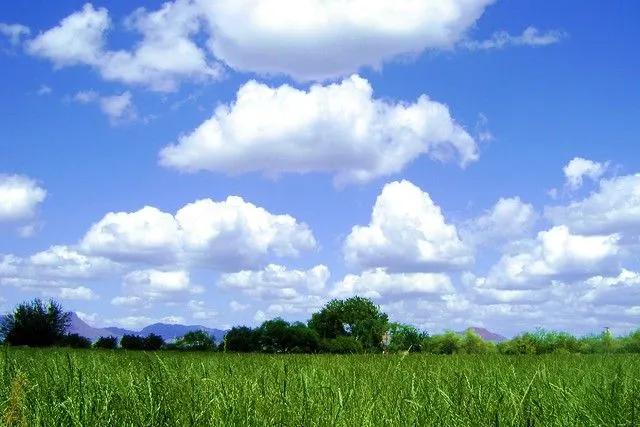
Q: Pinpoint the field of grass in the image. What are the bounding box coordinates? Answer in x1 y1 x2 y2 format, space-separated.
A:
1 348 639 426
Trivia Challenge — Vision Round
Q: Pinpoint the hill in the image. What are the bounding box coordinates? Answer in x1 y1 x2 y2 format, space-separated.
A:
140 323 227 343
68 312 227 343
458 327 507 342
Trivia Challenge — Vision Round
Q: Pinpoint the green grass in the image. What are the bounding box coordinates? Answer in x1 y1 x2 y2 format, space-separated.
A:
1 348 640 426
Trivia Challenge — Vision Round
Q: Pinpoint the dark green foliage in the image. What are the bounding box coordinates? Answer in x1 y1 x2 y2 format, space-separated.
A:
58 333 91 349
0 298 70 347
93 336 118 350
172 330 216 351
120 334 165 351
426 331 462 354
309 296 388 350
223 326 260 352
386 322 426 352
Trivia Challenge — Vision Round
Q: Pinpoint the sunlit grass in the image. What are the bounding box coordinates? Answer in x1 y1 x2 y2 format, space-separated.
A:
1 348 639 426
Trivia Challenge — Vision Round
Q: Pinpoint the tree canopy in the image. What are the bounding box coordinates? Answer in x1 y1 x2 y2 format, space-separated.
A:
309 296 389 350
0 298 70 347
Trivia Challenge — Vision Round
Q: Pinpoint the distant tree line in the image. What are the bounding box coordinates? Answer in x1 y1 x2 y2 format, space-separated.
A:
2 297 640 355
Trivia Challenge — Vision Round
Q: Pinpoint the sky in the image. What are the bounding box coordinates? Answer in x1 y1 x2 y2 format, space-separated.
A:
1 0 639 337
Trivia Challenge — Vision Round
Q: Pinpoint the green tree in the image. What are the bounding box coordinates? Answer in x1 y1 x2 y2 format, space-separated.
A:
59 333 91 349
257 318 292 352
428 331 462 355
94 336 118 350
174 330 216 351
223 326 260 352
309 297 388 350
0 298 70 347
460 329 495 354
386 322 425 352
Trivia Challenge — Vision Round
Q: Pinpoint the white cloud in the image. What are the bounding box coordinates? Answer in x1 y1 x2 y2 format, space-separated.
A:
111 295 142 307
36 85 52 96
0 23 30 46
478 225 621 290
545 173 640 237
26 4 109 66
160 76 478 186
74 90 99 103
463 197 537 245
188 300 218 321
563 157 608 190
581 269 640 306
99 91 137 124
219 264 329 301
81 197 316 270
0 245 116 285
198 0 495 81
344 180 473 272
462 26 566 50
56 286 98 301
122 269 199 301
331 268 454 299
26 2 220 92
72 90 138 124
229 300 250 312
0 174 46 223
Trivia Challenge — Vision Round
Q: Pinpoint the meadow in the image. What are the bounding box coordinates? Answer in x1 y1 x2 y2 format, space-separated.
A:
1 348 639 426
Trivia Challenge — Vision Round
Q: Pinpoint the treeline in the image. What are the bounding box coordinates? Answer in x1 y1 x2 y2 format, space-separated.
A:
2 297 640 355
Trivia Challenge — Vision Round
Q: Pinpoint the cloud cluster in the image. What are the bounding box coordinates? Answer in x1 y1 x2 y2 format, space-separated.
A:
15 0 564 87
81 196 316 269
25 3 219 91
160 75 479 185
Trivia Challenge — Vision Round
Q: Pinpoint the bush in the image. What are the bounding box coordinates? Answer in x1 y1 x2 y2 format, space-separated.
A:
173 330 216 351
427 331 462 355
0 299 70 347
94 336 118 350
58 333 91 349
459 329 496 354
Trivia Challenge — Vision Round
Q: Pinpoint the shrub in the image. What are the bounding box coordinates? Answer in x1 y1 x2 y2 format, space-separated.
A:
94 336 118 350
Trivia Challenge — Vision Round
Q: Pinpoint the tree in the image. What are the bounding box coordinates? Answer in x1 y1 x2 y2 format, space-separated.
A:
143 333 164 351
59 333 91 349
257 318 292 352
309 297 388 350
94 336 118 350
120 334 145 350
0 299 70 347
428 331 462 355
174 330 216 351
460 329 495 354
223 326 260 352
386 323 425 353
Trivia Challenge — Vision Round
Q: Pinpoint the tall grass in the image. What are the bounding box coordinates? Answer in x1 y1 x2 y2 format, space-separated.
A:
1 348 639 426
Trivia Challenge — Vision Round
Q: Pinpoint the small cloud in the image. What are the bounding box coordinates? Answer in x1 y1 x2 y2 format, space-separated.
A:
99 91 138 125
462 27 567 51
229 300 250 312
37 85 52 96
74 90 99 103
563 157 609 190
0 23 30 46
71 90 138 125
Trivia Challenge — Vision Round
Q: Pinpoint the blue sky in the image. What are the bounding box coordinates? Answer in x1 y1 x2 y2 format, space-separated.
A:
1 0 639 337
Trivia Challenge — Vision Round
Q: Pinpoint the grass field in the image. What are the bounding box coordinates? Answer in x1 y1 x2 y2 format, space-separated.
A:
1 348 639 426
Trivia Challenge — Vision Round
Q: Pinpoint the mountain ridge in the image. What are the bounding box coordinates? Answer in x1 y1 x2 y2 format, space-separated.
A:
68 312 227 342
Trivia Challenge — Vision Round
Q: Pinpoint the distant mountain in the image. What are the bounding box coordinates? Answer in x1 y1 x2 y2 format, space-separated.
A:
68 312 118 340
458 327 507 342
104 326 135 336
140 323 227 343
67 312 227 343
